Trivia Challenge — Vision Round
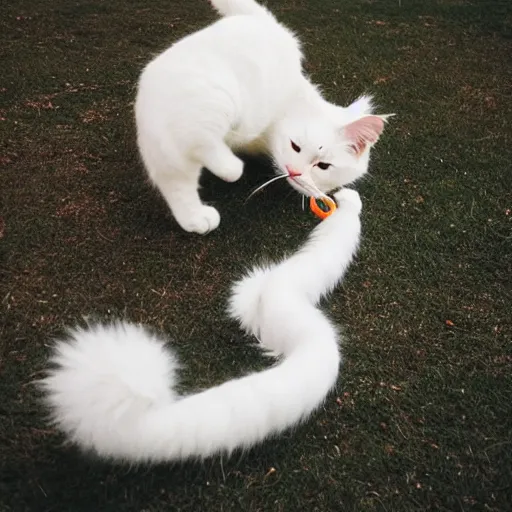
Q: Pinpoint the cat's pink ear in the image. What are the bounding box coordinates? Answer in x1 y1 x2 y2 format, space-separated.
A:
343 115 386 156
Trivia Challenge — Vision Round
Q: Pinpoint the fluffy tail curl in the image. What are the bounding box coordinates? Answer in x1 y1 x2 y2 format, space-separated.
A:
40 189 362 463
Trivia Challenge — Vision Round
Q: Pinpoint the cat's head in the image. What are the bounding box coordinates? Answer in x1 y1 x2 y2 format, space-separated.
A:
269 96 391 197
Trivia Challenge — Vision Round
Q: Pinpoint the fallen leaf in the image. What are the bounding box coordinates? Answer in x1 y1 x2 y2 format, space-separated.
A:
485 96 497 109
264 467 276 478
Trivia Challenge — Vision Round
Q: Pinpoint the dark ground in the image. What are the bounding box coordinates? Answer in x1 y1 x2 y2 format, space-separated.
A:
1 0 511 510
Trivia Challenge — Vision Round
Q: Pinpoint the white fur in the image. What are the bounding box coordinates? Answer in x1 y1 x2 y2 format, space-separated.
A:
41 189 362 463
135 0 389 233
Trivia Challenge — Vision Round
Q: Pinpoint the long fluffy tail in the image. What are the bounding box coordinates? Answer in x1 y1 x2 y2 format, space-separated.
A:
208 0 272 18
41 189 362 463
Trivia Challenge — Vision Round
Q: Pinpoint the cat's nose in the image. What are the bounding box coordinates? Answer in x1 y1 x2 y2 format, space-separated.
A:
286 165 302 178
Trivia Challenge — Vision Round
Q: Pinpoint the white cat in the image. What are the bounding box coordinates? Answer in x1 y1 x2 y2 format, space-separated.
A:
135 0 389 234
41 188 362 462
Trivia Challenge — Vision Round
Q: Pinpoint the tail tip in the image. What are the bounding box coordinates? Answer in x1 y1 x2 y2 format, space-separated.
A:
40 322 179 449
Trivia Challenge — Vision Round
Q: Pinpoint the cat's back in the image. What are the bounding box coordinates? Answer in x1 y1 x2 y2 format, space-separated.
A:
136 14 305 145
142 15 302 85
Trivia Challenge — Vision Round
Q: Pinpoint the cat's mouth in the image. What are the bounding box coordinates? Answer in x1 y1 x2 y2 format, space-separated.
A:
287 177 324 199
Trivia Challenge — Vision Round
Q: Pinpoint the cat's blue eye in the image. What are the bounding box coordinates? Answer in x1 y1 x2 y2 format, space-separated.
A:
317 162 331 170
290 140 301 153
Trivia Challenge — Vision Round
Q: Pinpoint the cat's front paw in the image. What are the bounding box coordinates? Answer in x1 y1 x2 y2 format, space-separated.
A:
218 158 244 183
333 188 362 214
178 205 221 234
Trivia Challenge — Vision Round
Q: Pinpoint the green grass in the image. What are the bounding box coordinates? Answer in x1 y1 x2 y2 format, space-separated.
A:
1 0 511 510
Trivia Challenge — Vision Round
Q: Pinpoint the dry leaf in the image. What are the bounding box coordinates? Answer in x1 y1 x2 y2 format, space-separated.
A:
264 467 276 478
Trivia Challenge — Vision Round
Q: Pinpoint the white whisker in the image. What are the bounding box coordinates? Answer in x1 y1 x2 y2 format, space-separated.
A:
245 174 288 202
292 177 327 201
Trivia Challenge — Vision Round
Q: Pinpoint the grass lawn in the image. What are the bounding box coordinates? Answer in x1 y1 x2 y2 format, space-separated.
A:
1 0 511 510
